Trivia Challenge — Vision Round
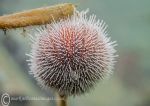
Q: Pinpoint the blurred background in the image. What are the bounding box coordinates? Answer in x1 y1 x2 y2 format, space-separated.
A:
0 0 150 106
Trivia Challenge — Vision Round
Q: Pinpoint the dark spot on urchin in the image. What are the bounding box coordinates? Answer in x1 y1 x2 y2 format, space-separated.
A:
28 10 117 96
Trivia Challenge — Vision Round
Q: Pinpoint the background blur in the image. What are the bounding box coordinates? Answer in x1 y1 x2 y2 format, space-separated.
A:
0 0 150 106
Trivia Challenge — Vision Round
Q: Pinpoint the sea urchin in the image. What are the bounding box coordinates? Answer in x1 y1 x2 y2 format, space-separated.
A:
27 10 117 96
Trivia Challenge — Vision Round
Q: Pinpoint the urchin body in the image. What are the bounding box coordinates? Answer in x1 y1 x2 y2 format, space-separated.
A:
28 11 116 96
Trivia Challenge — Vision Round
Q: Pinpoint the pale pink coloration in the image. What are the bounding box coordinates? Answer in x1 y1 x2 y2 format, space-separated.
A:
27 10 117 96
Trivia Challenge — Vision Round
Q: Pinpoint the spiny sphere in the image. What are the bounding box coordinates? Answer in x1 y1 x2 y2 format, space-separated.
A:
28 10 117 96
